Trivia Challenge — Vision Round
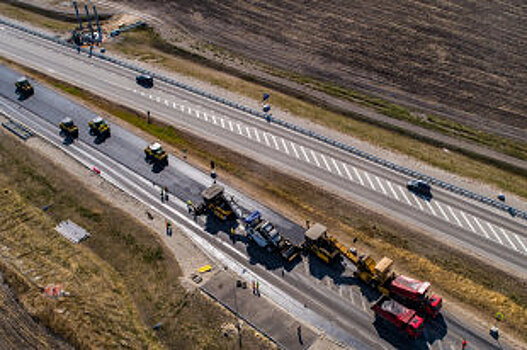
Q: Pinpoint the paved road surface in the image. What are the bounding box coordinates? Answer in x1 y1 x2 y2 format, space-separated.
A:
0 65 511 350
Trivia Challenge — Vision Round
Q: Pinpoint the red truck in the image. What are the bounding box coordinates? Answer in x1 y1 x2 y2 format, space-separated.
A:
371 296 425 339
388 275 442 318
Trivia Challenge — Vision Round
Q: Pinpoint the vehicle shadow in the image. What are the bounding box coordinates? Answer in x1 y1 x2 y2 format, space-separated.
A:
93 133 110 145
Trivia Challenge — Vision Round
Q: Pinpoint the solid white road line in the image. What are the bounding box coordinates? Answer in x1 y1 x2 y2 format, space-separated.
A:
310 150 321 167
500 228 517 251
397 185 412 206
364 172 375 190
435 202 449 222
386 181 399 201
486 223 503 244
353 167 364 186
290 142 300 159
281 138 289 154
425 200 437 216
375 177 387 195
300 145 310 163
331 158 342 177
411 193 424 210
460 211 476 232
447 205 462 227
514 234 527 253
473 217 489 239
343 163 353 182
320 154 332 172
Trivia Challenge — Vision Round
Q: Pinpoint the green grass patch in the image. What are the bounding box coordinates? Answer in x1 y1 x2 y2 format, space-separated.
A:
0 2 74 32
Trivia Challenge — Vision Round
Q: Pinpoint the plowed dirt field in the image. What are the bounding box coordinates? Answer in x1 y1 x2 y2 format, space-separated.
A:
126 0 527 138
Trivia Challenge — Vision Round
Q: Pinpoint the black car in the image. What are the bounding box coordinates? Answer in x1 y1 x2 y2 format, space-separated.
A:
136 74 153 88
407 179 431 197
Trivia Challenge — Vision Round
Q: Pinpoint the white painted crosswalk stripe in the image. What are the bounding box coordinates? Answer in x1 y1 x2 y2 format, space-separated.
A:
411 193 424 210
281 138 290 154
310 150 321 167
514 234 527 253
290 142 300 159
386 181 399 201
320 154 332 172
425 200 437 216
460 211 476 232
343 163 353 182
211 115 217 124
397 185 412 205
364 172 375 190
236 123 243 135
228 120 233 132
375 177 387 195
486 223 503 244
500 228 517 251
447 205 462 227
473 217 489 239
263 132 270 147
220 118 225 129
246 127 252 139
270 134 279 150
300 146 310 163
353 167 364 186
435 202 449 221
331 158 342 177
254 128 261 143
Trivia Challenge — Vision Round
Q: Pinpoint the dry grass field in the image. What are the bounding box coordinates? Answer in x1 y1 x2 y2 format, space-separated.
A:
127 0 527 140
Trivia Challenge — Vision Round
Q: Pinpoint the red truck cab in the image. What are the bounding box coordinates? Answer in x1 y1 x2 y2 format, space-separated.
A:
389 275 442 318
372 296 425 339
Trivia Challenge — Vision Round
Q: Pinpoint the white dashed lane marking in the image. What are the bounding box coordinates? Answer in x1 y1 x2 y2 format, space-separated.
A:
132 89 526 256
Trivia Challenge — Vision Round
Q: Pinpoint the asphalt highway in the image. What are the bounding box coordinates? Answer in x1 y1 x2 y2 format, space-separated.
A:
1 22 525 278
0 63 511 350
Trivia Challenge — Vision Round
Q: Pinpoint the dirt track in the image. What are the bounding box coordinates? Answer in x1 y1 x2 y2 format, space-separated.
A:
124 0 527 138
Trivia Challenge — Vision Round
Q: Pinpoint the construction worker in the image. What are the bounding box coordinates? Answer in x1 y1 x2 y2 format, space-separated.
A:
164 186 169 202
166 220 172 236
255 280 260 297
187 200 193 213
297 325 303 345
461 339 467 349
160 188 165 203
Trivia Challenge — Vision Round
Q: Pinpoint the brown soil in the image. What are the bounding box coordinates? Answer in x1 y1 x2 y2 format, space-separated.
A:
123 0 527 140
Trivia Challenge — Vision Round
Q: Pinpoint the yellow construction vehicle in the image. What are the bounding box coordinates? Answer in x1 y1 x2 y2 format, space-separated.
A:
144 142 168 166
88 117 111 138
59 117 79 139
15 77 34 97
303 223 340 264
195 184 234 221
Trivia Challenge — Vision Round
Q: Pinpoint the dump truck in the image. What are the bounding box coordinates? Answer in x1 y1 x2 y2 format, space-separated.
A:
58 117 79 139
144 142 168 166
372 296 425 339
88 117 111 138
386 275 442 318
15 77 34 97
303 223 340 264
339 250 442 318
195 184 235 221
243 211 300 261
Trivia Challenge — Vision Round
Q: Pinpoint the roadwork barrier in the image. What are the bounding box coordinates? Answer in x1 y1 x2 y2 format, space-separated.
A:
0 16 525 220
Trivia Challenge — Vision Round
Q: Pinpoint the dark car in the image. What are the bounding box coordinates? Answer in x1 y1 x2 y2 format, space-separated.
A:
136 74 153 88
407 179 431 197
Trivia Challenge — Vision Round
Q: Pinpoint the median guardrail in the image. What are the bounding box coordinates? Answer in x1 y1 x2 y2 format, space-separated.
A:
1 17 525 221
